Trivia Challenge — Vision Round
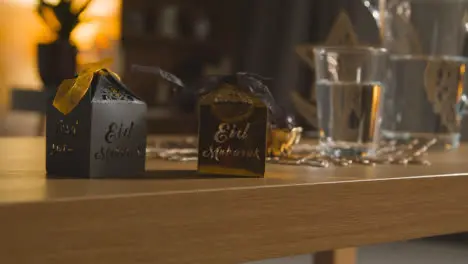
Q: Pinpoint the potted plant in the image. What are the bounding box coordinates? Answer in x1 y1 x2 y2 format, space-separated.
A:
37 0 92 95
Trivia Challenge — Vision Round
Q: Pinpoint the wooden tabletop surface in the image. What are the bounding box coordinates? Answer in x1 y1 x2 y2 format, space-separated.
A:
1 137 468 264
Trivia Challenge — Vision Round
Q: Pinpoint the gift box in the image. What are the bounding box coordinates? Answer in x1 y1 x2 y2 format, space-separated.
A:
196 74 270 177
135 66 294 177
46 67 147 178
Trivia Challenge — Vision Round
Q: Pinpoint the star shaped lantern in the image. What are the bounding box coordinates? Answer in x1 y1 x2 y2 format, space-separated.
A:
292 11 360 128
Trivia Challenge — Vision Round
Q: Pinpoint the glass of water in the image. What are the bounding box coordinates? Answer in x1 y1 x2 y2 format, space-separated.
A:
379 0 468 149
313 46 388 157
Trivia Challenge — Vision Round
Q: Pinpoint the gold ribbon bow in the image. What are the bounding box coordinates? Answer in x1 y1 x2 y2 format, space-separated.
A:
53 59 118 115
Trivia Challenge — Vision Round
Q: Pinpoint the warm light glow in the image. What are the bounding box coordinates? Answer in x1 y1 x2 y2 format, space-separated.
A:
45 0 61 4
369 84 382 139
0 0 121 117
72 0 121 62
458 64 465 102
5 0 37 6
84 0 120 17
73 22 101 50
4 0 61 7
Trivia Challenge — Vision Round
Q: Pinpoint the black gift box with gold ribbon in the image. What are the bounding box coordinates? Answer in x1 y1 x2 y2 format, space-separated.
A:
46 66 147 178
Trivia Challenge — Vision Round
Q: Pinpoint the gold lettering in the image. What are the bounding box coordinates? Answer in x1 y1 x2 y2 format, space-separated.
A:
201 145 261 161
214 123 230 143
213 123 250 143
56 120 78 137
49 143 74 156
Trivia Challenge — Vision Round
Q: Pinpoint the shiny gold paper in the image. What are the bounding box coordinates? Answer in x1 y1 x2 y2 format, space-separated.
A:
268 127 303 157
197 82 268 177
53 58 114 115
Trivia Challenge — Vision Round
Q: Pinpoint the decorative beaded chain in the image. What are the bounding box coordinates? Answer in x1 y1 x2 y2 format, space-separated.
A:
146 138 436 168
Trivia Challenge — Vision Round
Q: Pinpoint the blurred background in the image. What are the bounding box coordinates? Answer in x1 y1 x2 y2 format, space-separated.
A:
0 0 383 136
1 0 122 135
1 1 468 263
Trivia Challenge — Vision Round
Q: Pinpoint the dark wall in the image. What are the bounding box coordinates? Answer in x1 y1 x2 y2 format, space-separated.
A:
237 0 381 127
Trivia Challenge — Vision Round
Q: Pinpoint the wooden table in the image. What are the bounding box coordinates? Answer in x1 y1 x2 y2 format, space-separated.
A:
1 137 468 264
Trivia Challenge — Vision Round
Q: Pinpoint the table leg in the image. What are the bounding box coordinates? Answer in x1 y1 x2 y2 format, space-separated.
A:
313 248 356 264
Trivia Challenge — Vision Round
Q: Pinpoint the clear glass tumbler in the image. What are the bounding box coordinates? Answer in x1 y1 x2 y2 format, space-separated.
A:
313 46 388 157
375 0 468 149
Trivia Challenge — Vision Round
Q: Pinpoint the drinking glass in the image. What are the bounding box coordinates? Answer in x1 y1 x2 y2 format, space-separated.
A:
313 46 388 157
372 0 468 149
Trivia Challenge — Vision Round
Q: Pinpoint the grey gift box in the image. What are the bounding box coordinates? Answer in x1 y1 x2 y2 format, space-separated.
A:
46 70 147 178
